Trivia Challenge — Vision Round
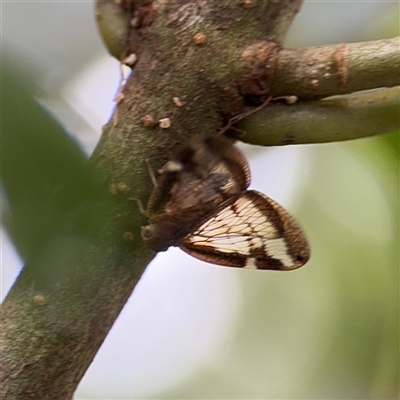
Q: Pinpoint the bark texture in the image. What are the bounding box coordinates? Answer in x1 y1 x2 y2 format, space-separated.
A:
1 1 304 399
1 1 398 399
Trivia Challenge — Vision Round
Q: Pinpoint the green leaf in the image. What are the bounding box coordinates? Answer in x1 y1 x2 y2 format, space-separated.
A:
1 67 104 263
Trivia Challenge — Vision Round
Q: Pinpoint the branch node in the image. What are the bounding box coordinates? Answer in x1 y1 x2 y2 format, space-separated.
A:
240 41 281 96
334 43 349 89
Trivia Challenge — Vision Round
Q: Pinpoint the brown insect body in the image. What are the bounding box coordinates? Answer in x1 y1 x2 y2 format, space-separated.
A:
141 134 310 270
142 134 249 251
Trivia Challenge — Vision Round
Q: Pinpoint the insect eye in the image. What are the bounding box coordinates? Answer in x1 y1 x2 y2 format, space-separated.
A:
140 226 153 241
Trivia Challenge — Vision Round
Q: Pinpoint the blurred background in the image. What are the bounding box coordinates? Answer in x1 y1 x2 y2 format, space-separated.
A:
1 1 398 398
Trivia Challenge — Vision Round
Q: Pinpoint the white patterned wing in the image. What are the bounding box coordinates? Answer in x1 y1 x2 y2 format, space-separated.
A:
180 190 310 270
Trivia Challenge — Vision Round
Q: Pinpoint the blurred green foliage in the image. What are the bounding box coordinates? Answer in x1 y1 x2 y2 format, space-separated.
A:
2 65 398 400
1 66 103 264
2 2 399 397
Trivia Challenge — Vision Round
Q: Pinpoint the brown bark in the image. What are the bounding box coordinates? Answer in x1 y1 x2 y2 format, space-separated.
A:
2 1 398 398
1 1 306 399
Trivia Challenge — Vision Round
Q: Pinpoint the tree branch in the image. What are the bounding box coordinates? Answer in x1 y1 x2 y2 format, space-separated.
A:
265 37 399 100
1 1 305 399
237 87 400 145
2 1 398 398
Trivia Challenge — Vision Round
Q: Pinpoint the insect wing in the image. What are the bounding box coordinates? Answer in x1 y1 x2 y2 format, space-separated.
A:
180 190 310 270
